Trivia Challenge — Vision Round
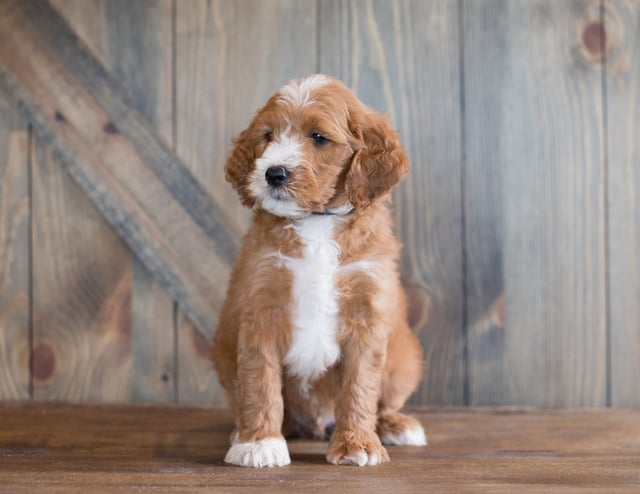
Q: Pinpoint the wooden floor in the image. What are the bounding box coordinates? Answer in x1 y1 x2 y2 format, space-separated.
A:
0 404 638 493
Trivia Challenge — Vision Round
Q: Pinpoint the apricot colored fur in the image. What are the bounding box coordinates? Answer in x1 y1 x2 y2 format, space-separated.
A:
211 75 425 467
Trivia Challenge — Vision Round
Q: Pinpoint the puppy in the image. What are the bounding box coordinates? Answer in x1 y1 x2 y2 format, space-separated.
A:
212 75 425 468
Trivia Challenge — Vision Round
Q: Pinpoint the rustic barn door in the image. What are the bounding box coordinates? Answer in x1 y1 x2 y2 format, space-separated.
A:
0 0 638 407
0 89 29 400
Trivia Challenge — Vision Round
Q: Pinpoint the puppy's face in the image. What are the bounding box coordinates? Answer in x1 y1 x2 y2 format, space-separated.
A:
225 75 409 218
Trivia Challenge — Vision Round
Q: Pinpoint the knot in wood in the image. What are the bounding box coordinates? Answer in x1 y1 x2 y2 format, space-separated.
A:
32 343 56 381
582 22 606 59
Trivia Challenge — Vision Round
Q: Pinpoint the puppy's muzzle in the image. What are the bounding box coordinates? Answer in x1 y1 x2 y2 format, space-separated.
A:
265 166 291 188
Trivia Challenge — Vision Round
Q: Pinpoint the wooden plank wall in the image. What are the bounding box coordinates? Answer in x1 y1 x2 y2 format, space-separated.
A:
0 90 29 400
32 0 174 402
0 0 638 407
464 0 608 407
607 0 640 408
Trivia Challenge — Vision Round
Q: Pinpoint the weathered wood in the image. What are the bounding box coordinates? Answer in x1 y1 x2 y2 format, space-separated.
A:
129 262 176 402
31 140 133 400
465 0 607 406
28 0 131 402
463 0 511 406
0 0 238 341
0 0 638 407
0 404 639 492
320 0 465 405
174 0 318 403
52 0 178 403
0 91 29 400
606 0 640 407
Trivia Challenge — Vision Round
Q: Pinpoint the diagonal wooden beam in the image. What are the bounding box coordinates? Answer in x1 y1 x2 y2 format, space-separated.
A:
0 0 239 337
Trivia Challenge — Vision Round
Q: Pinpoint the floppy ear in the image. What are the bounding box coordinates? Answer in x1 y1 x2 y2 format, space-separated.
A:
225 128 258 208
345 112 409 209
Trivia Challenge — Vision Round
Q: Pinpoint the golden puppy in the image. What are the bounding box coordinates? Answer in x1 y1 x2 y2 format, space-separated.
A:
212 75 425 468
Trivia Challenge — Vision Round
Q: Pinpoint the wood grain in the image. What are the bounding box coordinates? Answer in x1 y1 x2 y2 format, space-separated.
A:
0 0 638 407
606 0 640 407
0 0 237 340
174 0 317 403
0 91 29 400
31 139 133 400
320 0 465 405
463 0 511 406
0 404 639 492
104 0 178 402
464 0 607 406
51 0 178 403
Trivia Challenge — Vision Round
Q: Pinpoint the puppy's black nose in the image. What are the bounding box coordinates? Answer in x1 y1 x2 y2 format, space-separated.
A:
265 166 291 187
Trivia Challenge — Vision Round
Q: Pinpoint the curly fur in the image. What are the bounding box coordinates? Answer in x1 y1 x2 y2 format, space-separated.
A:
212 75 426 468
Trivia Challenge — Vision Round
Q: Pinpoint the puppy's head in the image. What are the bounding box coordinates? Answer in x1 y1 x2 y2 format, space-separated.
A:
225 74 409 217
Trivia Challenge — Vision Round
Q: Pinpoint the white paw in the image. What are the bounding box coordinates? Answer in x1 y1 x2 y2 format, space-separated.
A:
337 451 382 466
380 426 427 446
224 438 291 468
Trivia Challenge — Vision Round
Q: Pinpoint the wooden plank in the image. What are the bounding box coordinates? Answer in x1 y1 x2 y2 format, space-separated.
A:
30 139 133 400
320 0 465 405
465 0 607 406
50 0 178 403
606 0 640 407
463 0 512 406
0 90 30 400
174 0 318 403
0 404 639 492
0 0 238 343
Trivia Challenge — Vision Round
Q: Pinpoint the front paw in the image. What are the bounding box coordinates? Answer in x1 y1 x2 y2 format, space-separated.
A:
224 437 291 468
326 430 390 466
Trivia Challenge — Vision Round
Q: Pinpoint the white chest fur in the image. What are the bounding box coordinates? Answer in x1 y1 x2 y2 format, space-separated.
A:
282 215 341 390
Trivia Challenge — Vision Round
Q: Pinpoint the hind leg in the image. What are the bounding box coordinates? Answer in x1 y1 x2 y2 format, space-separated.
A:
377 321 427 446
377 412 426 446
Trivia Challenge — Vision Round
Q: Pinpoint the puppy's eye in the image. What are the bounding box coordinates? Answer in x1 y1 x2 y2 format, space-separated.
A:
264 131 273 143
311 132 329 145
